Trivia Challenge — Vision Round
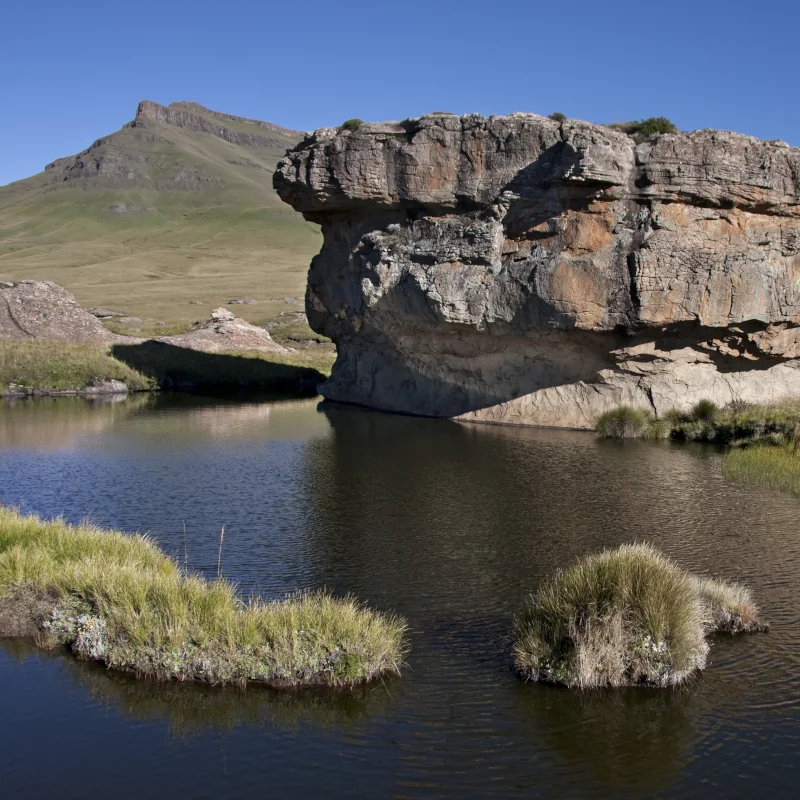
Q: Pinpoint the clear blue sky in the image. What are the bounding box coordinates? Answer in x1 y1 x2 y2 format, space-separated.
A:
2 0 797 187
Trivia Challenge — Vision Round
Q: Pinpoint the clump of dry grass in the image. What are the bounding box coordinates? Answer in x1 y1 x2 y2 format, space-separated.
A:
0 507 406 687
595 407 668 440
597 399 800 447
689 575 762 633
514 543 764 689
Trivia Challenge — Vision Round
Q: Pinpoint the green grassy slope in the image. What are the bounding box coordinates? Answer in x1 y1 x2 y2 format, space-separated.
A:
0 102 321 335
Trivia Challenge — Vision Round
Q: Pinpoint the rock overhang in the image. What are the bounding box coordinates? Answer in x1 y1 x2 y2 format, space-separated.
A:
273 113 800 428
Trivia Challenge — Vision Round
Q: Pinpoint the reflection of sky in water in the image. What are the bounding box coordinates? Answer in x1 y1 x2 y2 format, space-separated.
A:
1 396 799 798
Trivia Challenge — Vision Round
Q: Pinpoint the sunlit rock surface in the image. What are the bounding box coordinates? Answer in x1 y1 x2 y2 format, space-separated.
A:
275 113 800 428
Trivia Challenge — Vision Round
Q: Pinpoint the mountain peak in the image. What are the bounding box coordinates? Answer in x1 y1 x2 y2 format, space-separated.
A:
135 100 303 142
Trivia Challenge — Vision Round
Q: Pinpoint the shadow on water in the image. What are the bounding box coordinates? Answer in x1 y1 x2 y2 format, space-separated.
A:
0 638 396 738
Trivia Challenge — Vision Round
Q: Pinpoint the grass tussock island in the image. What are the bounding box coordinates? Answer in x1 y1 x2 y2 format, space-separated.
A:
514 544 764 689
1 340 334 397
0 507 406 687
596 399 800 495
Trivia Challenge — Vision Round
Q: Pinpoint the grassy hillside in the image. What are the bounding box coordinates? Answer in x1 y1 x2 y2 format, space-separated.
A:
0 101 321 338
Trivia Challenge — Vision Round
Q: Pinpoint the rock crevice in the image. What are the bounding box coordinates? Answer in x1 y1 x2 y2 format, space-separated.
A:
275 113 800 428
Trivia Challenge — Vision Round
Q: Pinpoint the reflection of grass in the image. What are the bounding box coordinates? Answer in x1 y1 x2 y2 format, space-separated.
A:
0 507 407 688
39 645 396 737
0 340 154 393
723 443 800 495
515 683 693 794
2 635 395 737
514 543 761 688
111 342 333 392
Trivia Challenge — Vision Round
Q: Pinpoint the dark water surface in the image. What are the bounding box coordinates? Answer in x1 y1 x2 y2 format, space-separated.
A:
1 394 799 798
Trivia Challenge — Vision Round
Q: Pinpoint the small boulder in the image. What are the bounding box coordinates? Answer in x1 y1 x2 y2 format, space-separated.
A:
87 308 125 319
155 308 287 354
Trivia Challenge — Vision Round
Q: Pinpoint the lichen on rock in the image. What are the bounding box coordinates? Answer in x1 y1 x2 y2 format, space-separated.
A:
274 113 800 428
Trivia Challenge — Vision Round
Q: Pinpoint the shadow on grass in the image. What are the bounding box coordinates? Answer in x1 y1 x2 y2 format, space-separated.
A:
111 342 325 396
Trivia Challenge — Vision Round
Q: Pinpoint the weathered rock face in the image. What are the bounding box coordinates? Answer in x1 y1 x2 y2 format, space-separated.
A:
274 114 800 428
155 307 287 354
0 281 119 342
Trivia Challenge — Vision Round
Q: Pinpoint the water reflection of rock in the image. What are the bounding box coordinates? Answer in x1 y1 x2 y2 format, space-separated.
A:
304 403 746 620
0 395 328 451
0 639 394 738
514 683 694 794
122 395 326 441
0 394 154 450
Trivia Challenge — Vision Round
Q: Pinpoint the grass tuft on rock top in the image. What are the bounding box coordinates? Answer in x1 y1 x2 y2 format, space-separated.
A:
340 118 364 131
514 543 763 689
608 117 678 140
0 507 406 687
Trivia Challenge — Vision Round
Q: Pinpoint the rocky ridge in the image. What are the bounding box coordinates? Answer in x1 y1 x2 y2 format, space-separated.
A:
133 100 303 150
275 113 800 428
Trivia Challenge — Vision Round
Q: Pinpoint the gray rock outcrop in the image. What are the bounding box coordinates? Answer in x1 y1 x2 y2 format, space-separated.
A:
275 113 800 428
0 281 120 342
155 308 287 354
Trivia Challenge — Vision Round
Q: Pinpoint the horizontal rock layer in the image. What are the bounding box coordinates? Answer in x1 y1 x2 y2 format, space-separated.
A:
274 113 800 427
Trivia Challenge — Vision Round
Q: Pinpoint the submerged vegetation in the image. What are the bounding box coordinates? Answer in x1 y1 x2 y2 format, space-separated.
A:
597 399 800 495
0 507 406 687
514 543 763 689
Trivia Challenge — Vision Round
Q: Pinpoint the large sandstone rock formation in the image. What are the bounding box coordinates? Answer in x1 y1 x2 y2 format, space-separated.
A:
274 113 800 428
